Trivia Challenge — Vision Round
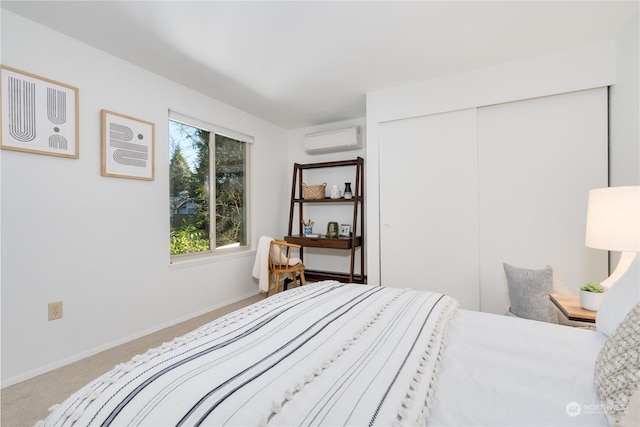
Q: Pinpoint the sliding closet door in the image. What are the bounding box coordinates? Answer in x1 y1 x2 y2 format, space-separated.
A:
379 109 479 310
478 88 609 314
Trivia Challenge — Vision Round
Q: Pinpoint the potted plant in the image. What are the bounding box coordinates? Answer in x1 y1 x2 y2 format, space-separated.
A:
580 282 607 311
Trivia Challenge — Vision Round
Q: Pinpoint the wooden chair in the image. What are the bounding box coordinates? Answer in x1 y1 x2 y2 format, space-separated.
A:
267 240 306 297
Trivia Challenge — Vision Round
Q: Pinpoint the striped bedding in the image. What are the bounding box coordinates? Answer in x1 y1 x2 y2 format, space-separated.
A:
40 282 457 426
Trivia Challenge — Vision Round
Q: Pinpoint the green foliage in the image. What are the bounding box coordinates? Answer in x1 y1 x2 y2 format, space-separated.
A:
581 282 606 293
170 225 210 255
169 145 193 197
215 135 245 247
169 121 245 254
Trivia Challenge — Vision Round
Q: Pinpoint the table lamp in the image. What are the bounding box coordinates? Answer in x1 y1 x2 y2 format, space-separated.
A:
585 186 640 288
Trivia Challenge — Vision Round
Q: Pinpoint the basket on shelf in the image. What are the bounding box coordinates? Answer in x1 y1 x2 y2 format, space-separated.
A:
302 183 327 200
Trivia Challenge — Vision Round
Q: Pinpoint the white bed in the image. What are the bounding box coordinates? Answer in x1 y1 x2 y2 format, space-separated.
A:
39 280 637 426
429 309 607 426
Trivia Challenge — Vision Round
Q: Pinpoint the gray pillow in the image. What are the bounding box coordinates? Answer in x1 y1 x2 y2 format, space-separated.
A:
503 263 558 323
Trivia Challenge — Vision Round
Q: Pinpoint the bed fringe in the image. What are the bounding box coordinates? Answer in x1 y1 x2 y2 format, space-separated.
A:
262 287 458 427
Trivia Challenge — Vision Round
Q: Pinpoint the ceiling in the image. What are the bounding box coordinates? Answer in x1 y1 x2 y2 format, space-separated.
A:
2 1 638 129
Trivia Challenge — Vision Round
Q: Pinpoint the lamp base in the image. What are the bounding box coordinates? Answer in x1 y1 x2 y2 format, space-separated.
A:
600 251 637 289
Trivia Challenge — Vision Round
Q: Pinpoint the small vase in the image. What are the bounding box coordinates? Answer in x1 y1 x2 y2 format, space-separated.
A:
344 182 353 199
303 225 313 236
330 184 341 199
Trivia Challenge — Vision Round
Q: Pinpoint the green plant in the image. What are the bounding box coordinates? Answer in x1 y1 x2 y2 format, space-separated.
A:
170 225 210 255
580 282 606 293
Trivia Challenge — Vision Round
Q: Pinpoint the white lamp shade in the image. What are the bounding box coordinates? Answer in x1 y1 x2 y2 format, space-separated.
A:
585 186 640 252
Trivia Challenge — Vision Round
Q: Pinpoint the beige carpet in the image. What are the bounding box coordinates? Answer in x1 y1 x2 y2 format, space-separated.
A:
1 293 264 427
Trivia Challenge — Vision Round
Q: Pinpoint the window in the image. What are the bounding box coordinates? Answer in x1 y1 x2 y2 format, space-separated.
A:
169 112 251 260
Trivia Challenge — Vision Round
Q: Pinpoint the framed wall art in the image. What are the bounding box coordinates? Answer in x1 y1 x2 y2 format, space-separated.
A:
1 65 79 158
101 109 155 180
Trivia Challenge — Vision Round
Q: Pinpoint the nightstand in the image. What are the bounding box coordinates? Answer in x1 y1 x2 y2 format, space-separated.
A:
549 293 596 323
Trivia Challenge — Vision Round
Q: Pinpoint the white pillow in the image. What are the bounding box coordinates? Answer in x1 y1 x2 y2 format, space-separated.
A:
270 245 302 266
596 256 640 337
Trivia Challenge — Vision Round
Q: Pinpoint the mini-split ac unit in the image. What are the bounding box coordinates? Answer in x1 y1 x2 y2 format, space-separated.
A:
303 126 361 154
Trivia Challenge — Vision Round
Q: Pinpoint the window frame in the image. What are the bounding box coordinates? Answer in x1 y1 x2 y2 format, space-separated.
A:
169 110 252 263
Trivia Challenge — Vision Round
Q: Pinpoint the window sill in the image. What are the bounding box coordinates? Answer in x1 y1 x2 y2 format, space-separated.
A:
169 249 255 270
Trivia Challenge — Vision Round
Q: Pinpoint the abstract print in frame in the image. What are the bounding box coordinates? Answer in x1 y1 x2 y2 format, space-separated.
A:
101 109 155 181
1 65 79 158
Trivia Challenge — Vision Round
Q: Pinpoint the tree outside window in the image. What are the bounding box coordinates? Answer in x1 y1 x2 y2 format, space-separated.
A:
169 120 248 257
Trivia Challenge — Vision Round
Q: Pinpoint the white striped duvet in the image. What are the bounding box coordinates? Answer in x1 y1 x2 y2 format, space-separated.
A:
40 282 457 426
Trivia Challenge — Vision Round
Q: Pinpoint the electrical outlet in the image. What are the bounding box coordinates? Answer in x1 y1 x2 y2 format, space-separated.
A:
48 301 63 321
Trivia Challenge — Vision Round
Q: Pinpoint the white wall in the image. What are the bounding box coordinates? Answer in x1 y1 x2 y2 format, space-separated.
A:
608 12 640 272
366 40 618 289
286 119 366 275
610 12 640 187
1 11 288 386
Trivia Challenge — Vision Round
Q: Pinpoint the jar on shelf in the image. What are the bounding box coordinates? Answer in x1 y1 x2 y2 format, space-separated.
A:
330 184 341 199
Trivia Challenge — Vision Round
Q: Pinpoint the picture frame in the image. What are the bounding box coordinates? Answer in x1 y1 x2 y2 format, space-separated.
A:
1 65 79 158
101 109 155 180
339 224 351 237
326 221 339 238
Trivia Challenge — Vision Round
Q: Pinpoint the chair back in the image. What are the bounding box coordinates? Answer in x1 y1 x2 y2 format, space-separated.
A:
269 240 293 269
266 239 305 296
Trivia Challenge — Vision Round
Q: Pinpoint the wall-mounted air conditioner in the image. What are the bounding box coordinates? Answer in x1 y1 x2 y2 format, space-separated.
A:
304 126 361 154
